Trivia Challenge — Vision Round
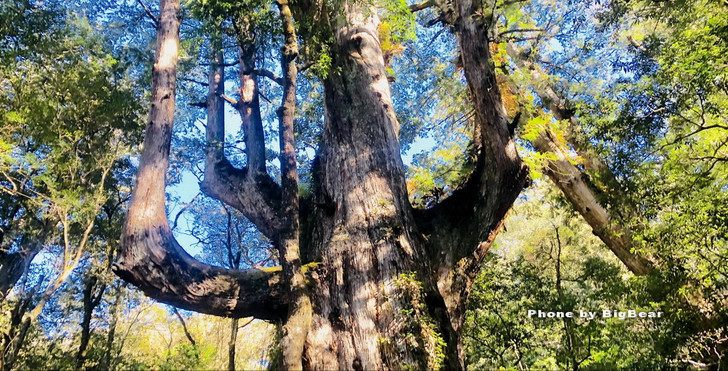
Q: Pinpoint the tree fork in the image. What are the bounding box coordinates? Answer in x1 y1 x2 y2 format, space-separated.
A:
417 0 528 334
200 31 283 241
114 0 287 321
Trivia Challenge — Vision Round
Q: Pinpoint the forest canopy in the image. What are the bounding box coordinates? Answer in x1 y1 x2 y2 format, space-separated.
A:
0 0 726 369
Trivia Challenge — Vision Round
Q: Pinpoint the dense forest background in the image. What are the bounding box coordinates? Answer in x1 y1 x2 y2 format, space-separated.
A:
1 0 726 369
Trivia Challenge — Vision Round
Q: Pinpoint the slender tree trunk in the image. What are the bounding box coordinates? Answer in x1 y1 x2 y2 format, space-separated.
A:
228 318 238 371
1 278 41 371
275 2 312 369
173 308 196 346
76 276 101 369
101 282 126 371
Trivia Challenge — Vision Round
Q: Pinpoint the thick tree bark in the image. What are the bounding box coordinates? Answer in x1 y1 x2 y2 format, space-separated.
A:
300 3 466 369
506 44 653 275
113 0 286 321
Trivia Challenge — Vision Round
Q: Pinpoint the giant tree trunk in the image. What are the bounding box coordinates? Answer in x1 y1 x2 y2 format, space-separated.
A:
301 4 454 369
114 0 526 369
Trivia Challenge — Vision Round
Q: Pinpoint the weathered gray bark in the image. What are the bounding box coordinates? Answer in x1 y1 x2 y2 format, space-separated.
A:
531 132 653 275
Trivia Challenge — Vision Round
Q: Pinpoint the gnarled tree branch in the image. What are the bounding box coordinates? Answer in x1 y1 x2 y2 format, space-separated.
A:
114 0 286 321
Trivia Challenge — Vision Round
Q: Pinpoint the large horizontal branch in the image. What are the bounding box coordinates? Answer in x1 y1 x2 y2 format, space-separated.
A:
115 226 286 320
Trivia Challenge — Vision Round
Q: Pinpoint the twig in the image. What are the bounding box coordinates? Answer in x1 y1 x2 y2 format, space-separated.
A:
254 68 284 85
172 193 201 231
135 0 159 28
